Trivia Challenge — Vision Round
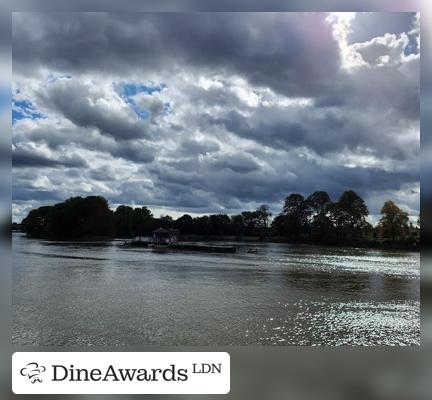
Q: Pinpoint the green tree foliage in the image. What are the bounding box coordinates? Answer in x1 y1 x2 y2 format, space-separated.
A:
239 211 259 236
327 202 347 240
276 194 310 240
378 200 409 241
305 191 332 241
22 206 53 237
208 214 231 235
256 204 272 236
230 214 245 236
335 190 369 240
175 214 195 234
306 191 331 215
114 205 134 237
21 193 415 248
132 207 154 235
273 190 371 243
23 196 114 239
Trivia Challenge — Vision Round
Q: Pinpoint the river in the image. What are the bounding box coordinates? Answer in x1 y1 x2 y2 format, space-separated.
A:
12 233 420 346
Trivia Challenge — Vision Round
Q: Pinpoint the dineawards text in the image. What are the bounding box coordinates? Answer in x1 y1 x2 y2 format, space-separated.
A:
52 364 189 382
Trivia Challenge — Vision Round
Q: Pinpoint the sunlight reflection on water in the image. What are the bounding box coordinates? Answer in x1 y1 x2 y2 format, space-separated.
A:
12 233 419 346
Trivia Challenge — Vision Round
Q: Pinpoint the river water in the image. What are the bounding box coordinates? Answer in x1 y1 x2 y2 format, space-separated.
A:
12 233 420 346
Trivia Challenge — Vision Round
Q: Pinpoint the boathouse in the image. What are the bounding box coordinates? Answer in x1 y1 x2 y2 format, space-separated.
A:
152 227 179 244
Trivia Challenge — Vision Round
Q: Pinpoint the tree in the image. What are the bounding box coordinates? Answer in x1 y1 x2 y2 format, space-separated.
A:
157 215 174 229
281 194 310 240
306 191 332 241
194 215 211 235
132 206 153 235
114 205 134 237
80 196 115 237
337 190 369 240
230 214 245 236
271 214 287 237
22 206 53 237
208 214 231 235
241 211 261 236
327 202 348 240
306 191 331 215
378 200 409 241
256 204 272 236
175 214 195 234
23 196 114 239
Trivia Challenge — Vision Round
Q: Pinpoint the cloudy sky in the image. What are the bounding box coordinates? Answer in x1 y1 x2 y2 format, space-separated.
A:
12 12 420 223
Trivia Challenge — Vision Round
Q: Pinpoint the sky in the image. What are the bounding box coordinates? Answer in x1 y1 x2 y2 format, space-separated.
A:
11 12 420 223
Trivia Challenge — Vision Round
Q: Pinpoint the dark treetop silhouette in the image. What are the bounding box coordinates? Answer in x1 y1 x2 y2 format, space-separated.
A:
20 191 419 250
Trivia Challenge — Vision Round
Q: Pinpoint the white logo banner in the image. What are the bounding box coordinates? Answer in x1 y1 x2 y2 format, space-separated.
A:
12 352 230 394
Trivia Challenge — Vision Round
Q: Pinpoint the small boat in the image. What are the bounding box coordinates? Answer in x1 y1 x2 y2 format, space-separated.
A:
247 248 259 254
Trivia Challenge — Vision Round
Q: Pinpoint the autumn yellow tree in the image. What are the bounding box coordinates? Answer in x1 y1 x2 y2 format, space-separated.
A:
378 201 409 241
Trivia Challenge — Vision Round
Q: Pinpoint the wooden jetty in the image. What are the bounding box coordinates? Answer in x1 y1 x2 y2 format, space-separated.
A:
169 243 236 253
121 240 236 253
120 228 236 253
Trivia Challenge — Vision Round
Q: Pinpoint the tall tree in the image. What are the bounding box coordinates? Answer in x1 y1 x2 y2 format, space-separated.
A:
256 204 272 236
306 191 331 215
327 202 348 240
132 206 153 235
281 194 310 240
114 205 134 237
241 210 261 236
337 190 369 239
306 191 332 241
23 196 114 239
22 206 53 237
175 214 195 234
378 200 409 241
209 214 231 235
230 214 245 236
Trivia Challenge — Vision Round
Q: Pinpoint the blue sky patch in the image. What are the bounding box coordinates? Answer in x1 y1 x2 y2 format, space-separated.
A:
121 82 167 97
116 82 169 120
48 73 72 83
404 33 419 56
13 99 44 124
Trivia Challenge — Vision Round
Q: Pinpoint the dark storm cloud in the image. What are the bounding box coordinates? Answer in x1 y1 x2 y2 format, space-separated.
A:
107 148 418 218
13 119 155 164
12 147 88 168
36 79 150 140
88 165 116 181
209 153 261 174
178 138 220 156
11 12 420 221
214 105 417 160
112 141 155 163
141 151 418 214
13 12 341 97
12 188 64 202
315 64 420 121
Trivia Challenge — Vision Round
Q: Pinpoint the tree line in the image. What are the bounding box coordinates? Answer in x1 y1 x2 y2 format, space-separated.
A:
20 191 419 247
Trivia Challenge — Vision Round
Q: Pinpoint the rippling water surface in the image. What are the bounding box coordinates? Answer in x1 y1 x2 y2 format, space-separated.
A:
12 233 420 346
